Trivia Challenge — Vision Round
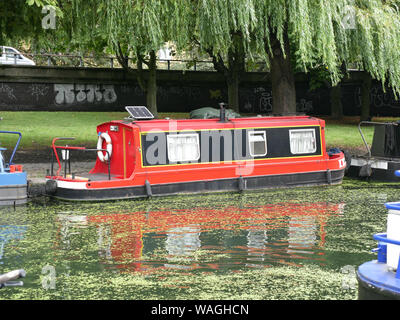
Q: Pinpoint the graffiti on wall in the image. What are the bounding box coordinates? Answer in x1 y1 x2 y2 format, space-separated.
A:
157 86 202 102
242 87 272 113
54 84 117 105
29 84 49 101
296 98 313 113
255 87 273 113
370 86 400 109
2 77 400 115
351 84 400 116
0 83 17 101
208 89 222 101
241 87 313 114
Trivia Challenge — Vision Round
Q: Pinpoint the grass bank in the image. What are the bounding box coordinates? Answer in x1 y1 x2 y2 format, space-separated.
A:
0 111 396 153
0 112 187 151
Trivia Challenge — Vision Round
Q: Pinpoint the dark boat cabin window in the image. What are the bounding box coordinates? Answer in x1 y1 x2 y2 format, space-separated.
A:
167 133 200 162
289 129 317 154
248 130 267 157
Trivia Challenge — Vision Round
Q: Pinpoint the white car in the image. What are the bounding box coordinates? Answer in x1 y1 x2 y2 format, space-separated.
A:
0 46 35 66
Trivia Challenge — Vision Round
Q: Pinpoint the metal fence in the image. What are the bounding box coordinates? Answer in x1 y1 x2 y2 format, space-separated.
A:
4 52 269 72
3 52 364 73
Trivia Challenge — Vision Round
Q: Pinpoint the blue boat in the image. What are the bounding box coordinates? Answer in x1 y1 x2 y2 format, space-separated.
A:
357 175 400 299
0 131 27 206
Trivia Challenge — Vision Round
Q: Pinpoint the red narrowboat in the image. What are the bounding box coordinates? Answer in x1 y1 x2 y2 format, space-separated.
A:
45 106 346 201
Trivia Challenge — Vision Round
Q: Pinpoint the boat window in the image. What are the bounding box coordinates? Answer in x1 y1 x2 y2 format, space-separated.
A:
289 129 317 154
167 133 200 162
248 131 267 157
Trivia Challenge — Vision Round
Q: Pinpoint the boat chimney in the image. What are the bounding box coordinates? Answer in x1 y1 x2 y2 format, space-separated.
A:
219 102 227 123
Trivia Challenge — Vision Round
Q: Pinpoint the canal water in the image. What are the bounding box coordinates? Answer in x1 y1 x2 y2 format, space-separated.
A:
0 178 396 300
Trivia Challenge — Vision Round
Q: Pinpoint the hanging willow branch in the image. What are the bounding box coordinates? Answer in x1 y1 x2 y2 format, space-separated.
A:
193 0 400 95
63 0 400 98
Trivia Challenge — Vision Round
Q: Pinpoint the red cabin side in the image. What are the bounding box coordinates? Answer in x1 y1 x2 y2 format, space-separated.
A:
88 116 330 188
91 121 138 179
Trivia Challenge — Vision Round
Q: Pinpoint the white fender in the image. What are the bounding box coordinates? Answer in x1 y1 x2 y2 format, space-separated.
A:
97 132 112 162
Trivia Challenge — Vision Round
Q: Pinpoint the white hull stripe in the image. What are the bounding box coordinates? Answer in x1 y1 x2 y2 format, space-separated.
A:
350 158 388 170
56 180 88 190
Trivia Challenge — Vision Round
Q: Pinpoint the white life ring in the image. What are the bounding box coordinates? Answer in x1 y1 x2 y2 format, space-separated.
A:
97 132 112 162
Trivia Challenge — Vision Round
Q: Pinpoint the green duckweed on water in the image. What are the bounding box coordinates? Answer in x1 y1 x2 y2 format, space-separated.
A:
0 178 398 300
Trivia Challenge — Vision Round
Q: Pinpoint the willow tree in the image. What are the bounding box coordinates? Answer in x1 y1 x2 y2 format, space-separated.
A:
188 0 400 115
189 0 256 112
69 0 188 117
0 0 62 48
250 0 400 114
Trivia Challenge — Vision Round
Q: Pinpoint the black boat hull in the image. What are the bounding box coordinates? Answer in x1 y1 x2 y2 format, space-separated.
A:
48 168 345 201
347 156 400 182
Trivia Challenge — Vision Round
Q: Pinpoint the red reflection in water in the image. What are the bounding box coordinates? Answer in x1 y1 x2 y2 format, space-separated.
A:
77 202 344 272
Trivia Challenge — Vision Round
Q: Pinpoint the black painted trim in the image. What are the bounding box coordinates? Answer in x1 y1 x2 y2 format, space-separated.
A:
140 126 322 167
52 168 345 201
357 272 400 300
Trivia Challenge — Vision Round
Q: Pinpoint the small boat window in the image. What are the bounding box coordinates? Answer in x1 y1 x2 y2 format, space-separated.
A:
289 129 317 154
167 133 200 162
248 131 267 157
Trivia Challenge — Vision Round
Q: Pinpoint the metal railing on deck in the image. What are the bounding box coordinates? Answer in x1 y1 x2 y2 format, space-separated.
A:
358 121 399 159
0 130 22 166
50 137 111 180
372 232 400 279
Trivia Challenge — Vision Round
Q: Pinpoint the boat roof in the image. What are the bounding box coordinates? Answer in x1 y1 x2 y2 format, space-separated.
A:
102 115 324 132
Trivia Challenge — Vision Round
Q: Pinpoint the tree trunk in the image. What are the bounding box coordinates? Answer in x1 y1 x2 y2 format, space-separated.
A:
330 85 343 119
146 50 158 119
226 39 245 113
227 73 240 113
360 72 372 121
116 42 129 69
206 33 245 113
268 31 296 115
136 50 158 119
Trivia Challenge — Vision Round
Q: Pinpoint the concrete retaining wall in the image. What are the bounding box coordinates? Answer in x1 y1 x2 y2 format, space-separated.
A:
0 65 399 116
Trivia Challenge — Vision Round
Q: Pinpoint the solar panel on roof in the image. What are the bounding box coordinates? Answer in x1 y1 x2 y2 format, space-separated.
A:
125 106 154 120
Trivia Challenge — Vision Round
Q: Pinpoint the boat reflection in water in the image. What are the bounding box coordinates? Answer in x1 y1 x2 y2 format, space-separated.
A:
165 226 202 270
0 210 28 265
56 202 345 272
246 228 268 268
0 225 27 265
